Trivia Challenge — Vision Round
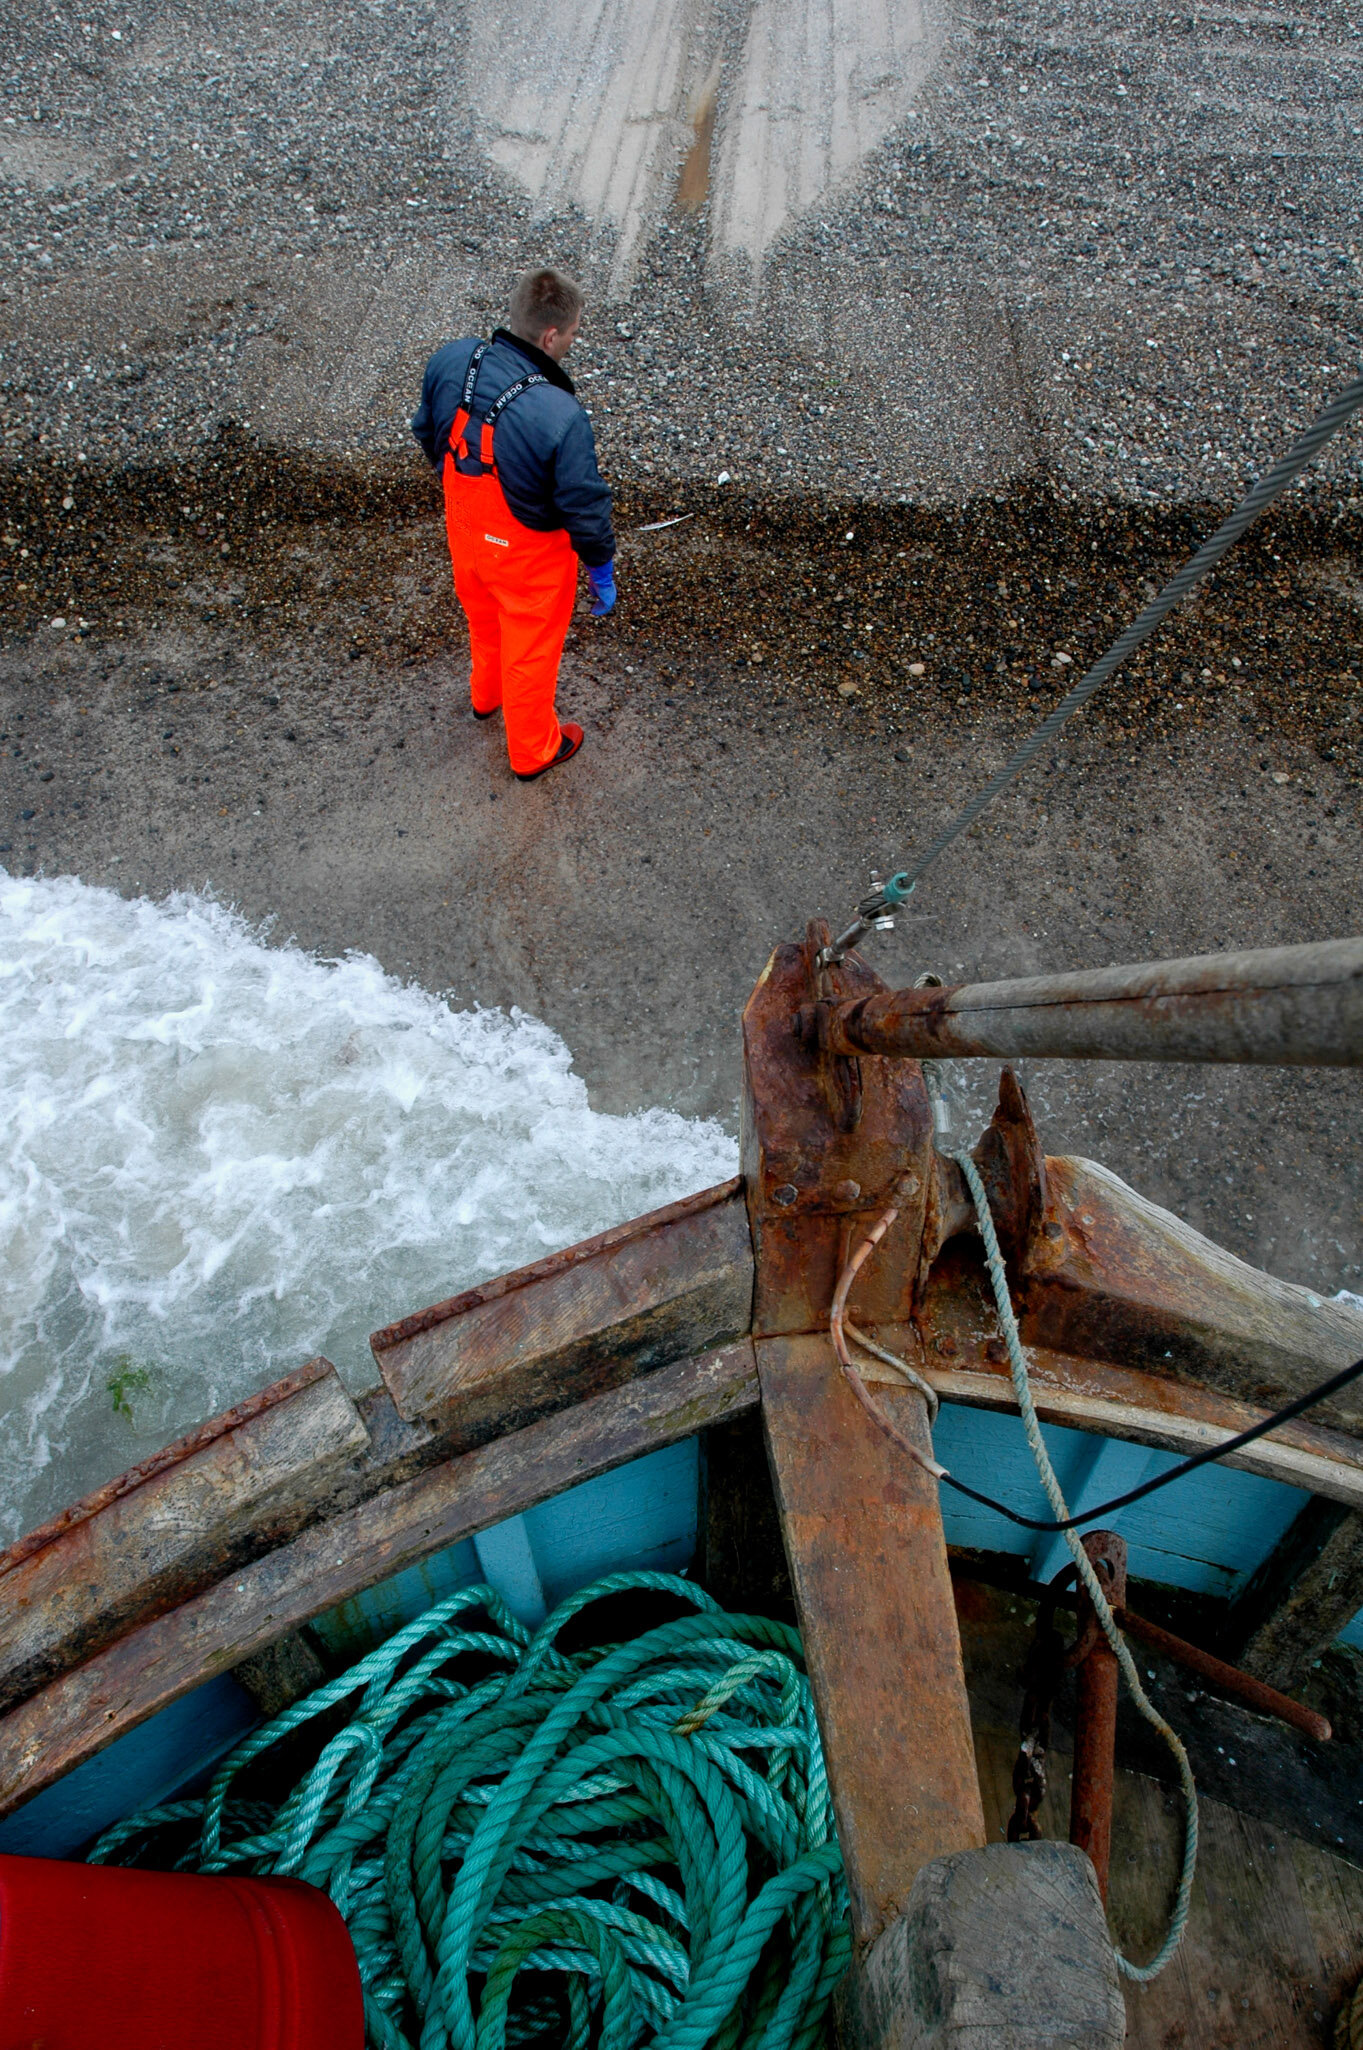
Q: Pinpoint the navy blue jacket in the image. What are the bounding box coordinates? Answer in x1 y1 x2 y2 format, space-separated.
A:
411 330 615 569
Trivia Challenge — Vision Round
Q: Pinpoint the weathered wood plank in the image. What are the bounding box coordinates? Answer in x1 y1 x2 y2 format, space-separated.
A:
371 1178 753 1430
842 1843 1124 2050
1228 1499 1363 1691
922 1352 1363 1508
901 1242 1363 1506
0 1360 368 1716
0 1339 758 1822
757 1332 985 1949
1021 1156 1363 1428
232 1631 330 1717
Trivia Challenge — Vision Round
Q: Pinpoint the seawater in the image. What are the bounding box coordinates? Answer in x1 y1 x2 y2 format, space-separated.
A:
0 872 738 1544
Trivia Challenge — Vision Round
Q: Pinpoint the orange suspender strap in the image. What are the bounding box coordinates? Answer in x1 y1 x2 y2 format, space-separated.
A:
447 342 489 463
477 372 550 471
446 347 551 475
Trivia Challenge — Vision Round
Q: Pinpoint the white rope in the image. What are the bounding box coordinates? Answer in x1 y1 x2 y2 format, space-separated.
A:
945 1134 1198 1981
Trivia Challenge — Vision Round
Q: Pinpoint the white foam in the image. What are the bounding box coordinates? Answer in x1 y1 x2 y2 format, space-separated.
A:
0 872 738 1542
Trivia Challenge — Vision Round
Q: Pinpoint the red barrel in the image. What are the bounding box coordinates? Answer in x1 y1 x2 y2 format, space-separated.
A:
0 1854 364 2050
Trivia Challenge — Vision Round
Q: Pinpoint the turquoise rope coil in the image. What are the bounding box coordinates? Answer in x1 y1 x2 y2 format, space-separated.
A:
89 1571 852 2050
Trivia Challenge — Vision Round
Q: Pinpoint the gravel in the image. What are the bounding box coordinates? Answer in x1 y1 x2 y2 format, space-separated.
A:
1 0 1360 1289
0 0 1360 506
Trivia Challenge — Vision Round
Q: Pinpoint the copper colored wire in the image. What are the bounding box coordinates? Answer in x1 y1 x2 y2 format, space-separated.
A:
830 1185 946 1479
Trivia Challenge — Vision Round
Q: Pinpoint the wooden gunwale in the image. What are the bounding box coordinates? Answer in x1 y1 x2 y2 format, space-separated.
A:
368 1176 754 1434
6 1302 1363 1810
860 1328 1363 1510
370 1177 743 1351
0 1340 758 1824
0 1184 755 1724
0 1358 337 1579
6 1096 1363 1840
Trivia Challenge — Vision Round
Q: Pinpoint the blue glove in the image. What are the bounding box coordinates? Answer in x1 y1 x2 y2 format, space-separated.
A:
588 560 617 617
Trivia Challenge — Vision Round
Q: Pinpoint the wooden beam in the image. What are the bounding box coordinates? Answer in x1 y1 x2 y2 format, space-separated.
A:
907 1217 1363 1505
1018 1157 1363 1427
0 1360 368 1717
370 1179 753 1433
926 1071 1363 1440
1225 1498 1363 1691
758 1333 985 1950
0 1340 758 1823
881 1334 1363 1509
232 1631 330 1717
843 1843 1124 2050
697 1408 792 1619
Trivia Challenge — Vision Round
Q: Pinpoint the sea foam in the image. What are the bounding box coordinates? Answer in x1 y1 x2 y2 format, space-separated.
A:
0 872 738 1542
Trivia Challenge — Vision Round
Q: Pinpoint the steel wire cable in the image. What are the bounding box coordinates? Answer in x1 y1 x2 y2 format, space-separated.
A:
88 1572 852 2050
902 369 1363 889
827 367 1363 958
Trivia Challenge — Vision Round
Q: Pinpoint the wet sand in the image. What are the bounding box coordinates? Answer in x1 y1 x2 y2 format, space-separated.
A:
3 491 1360 1295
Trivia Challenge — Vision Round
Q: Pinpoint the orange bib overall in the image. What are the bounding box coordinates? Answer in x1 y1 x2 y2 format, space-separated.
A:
442 344 578 776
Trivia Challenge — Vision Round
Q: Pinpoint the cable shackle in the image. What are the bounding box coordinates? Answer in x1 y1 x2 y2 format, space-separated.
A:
820 872 913 969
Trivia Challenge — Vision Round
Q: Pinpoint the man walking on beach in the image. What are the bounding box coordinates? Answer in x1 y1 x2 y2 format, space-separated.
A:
412 268 616 781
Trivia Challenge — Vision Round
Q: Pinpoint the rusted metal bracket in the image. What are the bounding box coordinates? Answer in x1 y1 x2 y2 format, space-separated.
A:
1068 1533 1128 1902
1117 1604 1330 1742
918 1066 1363 1434
1007 1531 1331 1905
742 922 936 1344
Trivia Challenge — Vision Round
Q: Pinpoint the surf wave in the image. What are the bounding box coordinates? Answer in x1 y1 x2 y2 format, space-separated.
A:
0 872 737 1542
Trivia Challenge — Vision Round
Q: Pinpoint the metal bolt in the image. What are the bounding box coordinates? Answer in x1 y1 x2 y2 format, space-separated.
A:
831 1178 861 1203
773 1184 799 1207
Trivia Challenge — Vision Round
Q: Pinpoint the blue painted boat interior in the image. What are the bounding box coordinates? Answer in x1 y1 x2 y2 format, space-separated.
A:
1 1407 1356 1863
933 1404 1311 1600
311 1437 700 1656
0 1672 258 1861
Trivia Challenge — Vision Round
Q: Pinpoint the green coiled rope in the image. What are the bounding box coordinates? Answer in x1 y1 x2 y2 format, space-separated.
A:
89 1570 852 2050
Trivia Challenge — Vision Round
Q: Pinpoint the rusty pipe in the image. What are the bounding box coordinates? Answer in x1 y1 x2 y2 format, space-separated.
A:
1118 1608 1331 1742
1069 1533 1127 1901
806 938 1363 1067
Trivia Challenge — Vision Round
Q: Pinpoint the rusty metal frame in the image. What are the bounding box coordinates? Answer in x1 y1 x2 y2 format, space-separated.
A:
0 915 1359 1978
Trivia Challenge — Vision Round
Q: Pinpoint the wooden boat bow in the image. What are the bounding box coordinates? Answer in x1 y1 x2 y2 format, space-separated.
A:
1 926 1360 2033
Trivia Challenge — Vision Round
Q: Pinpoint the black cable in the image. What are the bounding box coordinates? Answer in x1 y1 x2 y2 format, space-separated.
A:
938 1351 1363 1532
